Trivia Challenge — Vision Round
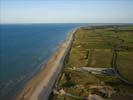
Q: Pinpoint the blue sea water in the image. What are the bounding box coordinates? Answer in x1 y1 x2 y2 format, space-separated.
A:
0 23 87 100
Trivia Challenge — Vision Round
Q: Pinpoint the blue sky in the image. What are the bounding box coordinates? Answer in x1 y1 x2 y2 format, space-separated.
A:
0 0 133 23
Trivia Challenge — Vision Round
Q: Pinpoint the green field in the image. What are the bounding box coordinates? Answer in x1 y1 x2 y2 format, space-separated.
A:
54 25 133 100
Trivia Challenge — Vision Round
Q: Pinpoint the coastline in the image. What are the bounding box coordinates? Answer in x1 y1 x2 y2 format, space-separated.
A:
16 28 78 100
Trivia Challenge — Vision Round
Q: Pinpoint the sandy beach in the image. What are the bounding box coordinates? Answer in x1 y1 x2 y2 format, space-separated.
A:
16 28 78 100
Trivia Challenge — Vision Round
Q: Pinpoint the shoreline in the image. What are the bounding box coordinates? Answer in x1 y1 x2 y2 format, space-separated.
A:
16 28 78 100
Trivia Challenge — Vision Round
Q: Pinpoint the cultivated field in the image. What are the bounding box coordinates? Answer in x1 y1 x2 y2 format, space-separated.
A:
54 25 133 100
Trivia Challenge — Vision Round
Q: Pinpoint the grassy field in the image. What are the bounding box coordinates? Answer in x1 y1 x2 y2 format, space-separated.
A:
54 25 133 100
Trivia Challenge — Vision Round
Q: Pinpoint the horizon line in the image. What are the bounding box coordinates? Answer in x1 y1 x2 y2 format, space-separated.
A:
1 22 133 24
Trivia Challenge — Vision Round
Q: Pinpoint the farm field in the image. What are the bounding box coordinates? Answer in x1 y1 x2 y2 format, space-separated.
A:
54 25 133 100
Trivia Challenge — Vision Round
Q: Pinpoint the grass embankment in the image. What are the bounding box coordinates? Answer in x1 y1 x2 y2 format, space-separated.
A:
54 25 133 100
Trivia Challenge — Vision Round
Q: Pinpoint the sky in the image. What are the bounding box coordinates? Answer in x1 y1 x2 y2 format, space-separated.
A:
0 0 133 23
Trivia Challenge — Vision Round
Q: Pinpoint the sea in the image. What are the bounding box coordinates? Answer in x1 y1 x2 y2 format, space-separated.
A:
1 23 129 100
0 23 88 100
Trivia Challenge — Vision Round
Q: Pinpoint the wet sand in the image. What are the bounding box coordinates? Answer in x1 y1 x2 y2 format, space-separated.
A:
16 28 78 100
